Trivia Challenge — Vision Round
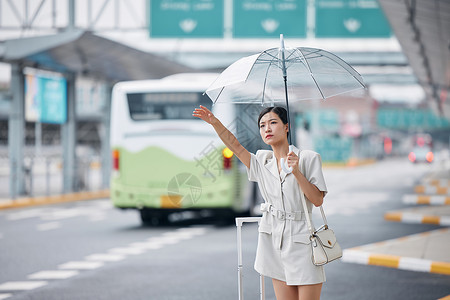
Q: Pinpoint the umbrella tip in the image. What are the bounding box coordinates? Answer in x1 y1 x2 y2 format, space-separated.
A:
280 34 285 49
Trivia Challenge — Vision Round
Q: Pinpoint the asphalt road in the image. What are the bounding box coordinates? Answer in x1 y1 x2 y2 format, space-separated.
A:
0 157 449 300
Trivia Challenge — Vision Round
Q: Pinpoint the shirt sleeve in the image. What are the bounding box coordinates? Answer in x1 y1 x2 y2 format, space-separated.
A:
246 152 260 182
307 153 328 197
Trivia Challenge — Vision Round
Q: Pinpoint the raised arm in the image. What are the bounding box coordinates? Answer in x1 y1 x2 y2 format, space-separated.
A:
193 105 251 169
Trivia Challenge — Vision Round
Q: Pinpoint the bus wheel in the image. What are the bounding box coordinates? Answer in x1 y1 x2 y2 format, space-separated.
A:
139 209 169 226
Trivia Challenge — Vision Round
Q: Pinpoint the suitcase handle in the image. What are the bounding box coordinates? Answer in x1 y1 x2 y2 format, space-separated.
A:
236 217 264 300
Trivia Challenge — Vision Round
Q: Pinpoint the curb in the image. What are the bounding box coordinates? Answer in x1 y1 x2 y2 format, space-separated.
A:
414 185 449 195
384 211 450 226
342 228 450 276
0 190 110 210
403 195 450 205
323 158 376 168
422 179 450 187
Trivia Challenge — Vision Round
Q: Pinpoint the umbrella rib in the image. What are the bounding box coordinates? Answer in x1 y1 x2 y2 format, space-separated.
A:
261 50 283 71
308 48 365 87
261 52 280 105
213 87 225 104
293 48 325 99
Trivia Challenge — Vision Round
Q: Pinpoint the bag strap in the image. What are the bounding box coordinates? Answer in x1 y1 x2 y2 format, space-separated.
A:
298 150 328 235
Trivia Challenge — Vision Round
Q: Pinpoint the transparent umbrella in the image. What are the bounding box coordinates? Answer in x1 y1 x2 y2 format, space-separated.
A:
206 35 365 106
205 35 365 173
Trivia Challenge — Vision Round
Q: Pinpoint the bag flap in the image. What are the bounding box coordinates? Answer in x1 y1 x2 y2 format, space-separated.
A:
315 228 337 248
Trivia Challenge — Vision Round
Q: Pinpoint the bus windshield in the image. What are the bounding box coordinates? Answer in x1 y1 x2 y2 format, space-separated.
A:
127 92 212 121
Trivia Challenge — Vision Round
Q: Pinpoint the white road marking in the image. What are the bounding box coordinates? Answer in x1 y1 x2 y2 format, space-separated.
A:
37 222 60 231
40 208 86 221
28 270 79 280
58 261 104 270
162 231 196 240
147 235 181 245
0 281 48 291
7 209 45 221
85 254 125 262
108 247 146 255
87 214 106 222
177 227 208 235
0 226 208 297
129 242 165 250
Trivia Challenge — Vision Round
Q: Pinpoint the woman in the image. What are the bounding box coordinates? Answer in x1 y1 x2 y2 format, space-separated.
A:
193 105 327 300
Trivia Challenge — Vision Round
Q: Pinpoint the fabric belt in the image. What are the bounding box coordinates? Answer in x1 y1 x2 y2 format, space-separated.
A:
260 203 308 221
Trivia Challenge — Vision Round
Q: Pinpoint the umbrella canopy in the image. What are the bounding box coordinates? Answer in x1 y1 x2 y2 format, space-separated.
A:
205 45 365 105
205 35 365 173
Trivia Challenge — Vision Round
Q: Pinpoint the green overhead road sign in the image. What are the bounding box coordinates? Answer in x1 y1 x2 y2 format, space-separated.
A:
377 109 450 130
150 0 223 38
233 0 306 38
315 0 391 38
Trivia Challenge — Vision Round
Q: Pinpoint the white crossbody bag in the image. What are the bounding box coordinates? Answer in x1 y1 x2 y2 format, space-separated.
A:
299 191 342 266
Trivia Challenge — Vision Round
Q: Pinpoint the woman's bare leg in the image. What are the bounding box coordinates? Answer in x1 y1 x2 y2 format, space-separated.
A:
297 283 323 300
272 278 298 300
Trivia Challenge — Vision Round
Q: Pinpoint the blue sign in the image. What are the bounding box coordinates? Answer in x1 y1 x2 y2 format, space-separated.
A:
25 73 67 124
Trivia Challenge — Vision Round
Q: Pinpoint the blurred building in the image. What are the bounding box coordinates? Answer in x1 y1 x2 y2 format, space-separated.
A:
0 0 448 197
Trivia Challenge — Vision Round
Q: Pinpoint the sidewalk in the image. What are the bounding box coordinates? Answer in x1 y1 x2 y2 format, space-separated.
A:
0 190 110 210
342 157 450 282
343 228 450 275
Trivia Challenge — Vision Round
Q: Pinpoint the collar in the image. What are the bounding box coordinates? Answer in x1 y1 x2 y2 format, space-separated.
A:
264 145 300 182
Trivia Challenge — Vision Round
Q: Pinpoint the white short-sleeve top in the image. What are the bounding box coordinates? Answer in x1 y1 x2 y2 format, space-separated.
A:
247 145 328 241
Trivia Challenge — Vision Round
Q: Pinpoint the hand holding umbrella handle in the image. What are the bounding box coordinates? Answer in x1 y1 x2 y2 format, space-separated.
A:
280 145 293 174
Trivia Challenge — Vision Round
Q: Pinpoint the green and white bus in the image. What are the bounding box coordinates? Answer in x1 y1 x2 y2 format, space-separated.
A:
110 73 261 225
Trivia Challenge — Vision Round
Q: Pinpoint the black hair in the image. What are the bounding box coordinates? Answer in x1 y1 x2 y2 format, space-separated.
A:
257 106 289 138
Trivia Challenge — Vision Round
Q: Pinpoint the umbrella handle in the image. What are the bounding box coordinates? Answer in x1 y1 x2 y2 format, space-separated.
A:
280 145 293 174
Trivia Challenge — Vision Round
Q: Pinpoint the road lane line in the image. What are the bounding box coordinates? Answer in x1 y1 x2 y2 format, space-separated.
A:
6 209 45 221
129 242 165 250
108 247 146 255
146 235 182 245
0 281 48 291
88 213 106 222
0 226 208 298
85 254 125 262
28 270 79 280
58 261 104 270
37 222 60 231
0 294 12 299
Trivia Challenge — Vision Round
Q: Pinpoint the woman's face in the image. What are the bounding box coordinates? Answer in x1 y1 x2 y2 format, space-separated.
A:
259 111 288 146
